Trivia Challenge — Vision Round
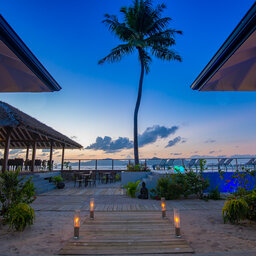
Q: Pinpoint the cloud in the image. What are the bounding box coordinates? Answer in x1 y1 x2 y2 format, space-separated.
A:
139 125 178 147
9 149 25 155
209 151 215 154
86 136 133 153
170 152 182 156
166 136 181 147
205 139 216 143
86 125 179 153
190 154 227 158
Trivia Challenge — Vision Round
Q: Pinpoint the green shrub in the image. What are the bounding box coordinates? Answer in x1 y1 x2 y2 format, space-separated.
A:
245 188 256 221
124 180 140 198
151 171 210 200
0 169 36 216
6 203 35 231
126 163 150 172
52 175 63 185
151 175 183 200
208 186 221 200
222 198 248 224
115 174 121 181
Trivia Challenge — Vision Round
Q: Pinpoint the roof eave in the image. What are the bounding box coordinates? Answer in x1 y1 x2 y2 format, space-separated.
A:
190 2 256 91
0 15 62 92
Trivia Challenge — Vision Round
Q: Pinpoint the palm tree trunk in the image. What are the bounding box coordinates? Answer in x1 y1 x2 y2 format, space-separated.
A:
134 49 144 166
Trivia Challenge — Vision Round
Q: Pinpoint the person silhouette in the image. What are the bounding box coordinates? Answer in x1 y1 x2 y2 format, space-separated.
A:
138 182 148 199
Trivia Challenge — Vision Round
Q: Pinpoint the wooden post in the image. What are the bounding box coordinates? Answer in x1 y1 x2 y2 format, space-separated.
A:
31 141 37 172
78 160 81 171
2 128 12 173
112 159 114 170
25 145 29 171
145 159 147 169
49 141 53 171
61 145 65 171
235 158 238 171
95 160 97 170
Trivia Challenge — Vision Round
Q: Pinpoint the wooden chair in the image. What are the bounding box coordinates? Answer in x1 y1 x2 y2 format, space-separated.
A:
74 173 83 187
87 171 96 187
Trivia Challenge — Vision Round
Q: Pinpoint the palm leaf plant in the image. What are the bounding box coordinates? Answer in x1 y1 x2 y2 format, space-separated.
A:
99 0 182 165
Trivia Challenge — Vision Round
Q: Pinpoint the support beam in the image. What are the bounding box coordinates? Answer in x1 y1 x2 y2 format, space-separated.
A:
61 144 65 171
49 141 53 171
25 145 29 170
31 141 36 172
2 128 12 173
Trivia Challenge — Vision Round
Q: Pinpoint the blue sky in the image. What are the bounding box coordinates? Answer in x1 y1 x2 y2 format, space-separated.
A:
1 0 256 160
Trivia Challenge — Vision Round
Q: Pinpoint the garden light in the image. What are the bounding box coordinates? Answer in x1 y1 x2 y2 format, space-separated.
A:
161 197 166 219
74 210 80 239
174 208 181 238
90 198 94 219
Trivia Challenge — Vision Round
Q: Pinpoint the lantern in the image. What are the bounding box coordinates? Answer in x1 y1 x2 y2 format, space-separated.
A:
161 197 166 219
74 210 80 239
90 198 94 219
174 208 181 238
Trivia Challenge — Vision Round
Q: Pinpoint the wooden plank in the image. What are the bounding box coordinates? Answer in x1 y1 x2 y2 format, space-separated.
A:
59 211 193 255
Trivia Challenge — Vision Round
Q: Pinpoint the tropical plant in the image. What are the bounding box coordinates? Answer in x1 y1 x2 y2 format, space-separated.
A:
124 180 140 198
245 188 256 221
115 173 121 181
0 169 36 216
222 198 248 224
127 163 150 172
5 203 35 231
52 175 63 185
208 185 221 200
151 174 183 200
99 0 182 165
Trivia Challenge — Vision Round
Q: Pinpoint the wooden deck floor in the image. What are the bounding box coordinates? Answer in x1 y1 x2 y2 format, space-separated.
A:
59 211 194 255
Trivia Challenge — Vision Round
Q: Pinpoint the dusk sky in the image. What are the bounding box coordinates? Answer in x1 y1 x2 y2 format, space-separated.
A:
1 0 256 161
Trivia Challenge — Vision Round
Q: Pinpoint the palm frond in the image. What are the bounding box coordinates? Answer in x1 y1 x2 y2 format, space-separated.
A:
151 47 182 62
103 14 136 41
146 29 182 47
98 44 134 64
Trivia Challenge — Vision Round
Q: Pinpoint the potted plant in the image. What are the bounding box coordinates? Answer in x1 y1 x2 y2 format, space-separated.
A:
52 175 65 189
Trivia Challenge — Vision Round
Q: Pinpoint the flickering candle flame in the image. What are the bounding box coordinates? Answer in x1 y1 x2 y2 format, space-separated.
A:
161 197 166 218
74 217 80 227
90 201 94 211
74 210 80 239
90 198 95 219
174 208 181 238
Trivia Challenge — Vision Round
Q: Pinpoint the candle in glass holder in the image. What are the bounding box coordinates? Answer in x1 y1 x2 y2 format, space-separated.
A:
90 198 94 219
161 197 166 219
174 208 181 238
74 210 80 239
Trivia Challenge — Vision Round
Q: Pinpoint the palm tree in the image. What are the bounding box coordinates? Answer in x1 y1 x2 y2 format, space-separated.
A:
99 0 182 165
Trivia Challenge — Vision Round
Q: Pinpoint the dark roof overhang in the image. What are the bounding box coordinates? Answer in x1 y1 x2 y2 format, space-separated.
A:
0 15 61 92
191 2 256 91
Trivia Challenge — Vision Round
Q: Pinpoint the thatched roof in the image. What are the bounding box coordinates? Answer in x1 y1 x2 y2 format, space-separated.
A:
0 101 82 149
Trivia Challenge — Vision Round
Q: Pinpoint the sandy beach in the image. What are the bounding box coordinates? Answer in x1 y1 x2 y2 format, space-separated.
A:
0 184 256 255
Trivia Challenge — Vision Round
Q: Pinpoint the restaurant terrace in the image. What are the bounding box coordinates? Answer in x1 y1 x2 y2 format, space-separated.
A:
0 101 82 172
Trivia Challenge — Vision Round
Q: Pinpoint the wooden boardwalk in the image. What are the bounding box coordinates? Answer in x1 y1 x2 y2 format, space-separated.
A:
59 211 193 255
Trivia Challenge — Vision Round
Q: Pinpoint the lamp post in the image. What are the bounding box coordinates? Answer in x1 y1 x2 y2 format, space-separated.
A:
90 198 94 220
74 210 80 239
161 197 166 219
174 208 181 238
